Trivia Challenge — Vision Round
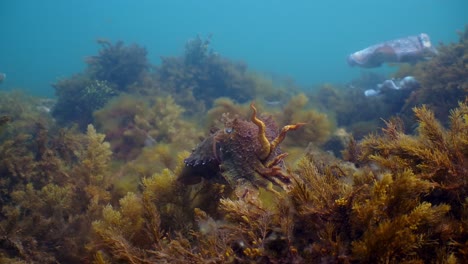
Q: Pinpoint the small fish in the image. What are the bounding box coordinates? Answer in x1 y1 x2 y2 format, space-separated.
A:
264 100 283 106
36 105 51 113
263 96 286 108
0 73 6 83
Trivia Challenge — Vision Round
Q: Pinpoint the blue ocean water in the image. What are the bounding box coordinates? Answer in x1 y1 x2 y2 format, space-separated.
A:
0 0 467 97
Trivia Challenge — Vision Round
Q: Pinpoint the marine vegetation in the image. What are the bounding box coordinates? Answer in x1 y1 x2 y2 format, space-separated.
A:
88 98 468 263
204 97 252 129
154 35 260 112
52 36 295 130
2 28 468 264
275 93 333 147
86 39 150 91
348 98 468 263
52 40 149 129
0 91 55 140
53 77 117 128
1 92 467 263
0 117 114 263
94 94 202 161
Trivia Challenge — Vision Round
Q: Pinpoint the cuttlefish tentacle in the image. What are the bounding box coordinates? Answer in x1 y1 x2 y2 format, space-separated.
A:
250 103 271 160
264 152 288 168
269 123 306 153
250 103 306 161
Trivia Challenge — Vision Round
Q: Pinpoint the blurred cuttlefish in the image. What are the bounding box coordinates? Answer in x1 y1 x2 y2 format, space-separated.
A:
0 73 5 83
347 33 438 68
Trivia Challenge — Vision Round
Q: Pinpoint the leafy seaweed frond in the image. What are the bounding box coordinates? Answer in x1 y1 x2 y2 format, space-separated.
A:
352 202 450 263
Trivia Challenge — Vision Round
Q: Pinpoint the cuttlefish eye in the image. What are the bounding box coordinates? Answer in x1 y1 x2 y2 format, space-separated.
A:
225 127 233 134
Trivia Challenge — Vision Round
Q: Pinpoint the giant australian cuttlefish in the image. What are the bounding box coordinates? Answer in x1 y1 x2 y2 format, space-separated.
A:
180 103 304 189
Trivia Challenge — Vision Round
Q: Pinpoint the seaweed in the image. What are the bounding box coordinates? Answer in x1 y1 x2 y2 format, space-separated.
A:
287 151 355 263
0 122 114 263
155 35 260 111
277 93 333 147
353 99 468 262
359 100 468 214
94 94 202 161
84 98 468 263
52 40 149 129
90 152 207 263
0 91 54 139
86 40 149 91
52 76 117 128
2 28 468 263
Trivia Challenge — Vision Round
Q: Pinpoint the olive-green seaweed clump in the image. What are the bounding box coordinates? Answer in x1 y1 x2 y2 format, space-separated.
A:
277 93 333 147
0 122 114 263
86 40 149 91
359 99 468 214
0 91 55 140
154 35 258 112
352 98 468 262
94 94 202 161
52 40 149 129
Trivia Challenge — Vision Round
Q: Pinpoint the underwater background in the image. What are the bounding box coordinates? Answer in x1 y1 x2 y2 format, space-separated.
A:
1 0 467 97
1 1 468 264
